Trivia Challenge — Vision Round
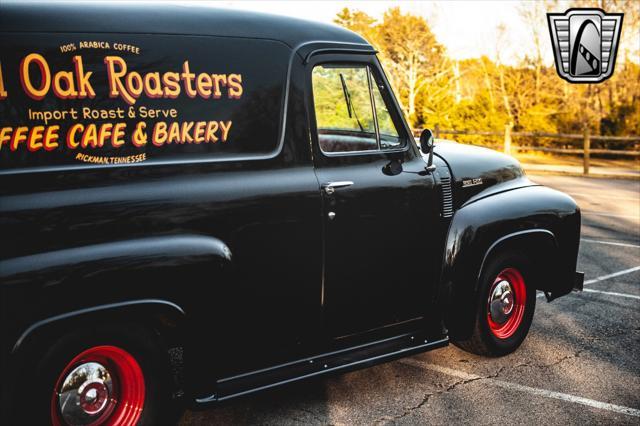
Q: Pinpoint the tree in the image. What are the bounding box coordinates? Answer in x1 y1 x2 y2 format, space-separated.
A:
334 8 378 45
333 5 639 142
375 8 447 125
518 0 557 105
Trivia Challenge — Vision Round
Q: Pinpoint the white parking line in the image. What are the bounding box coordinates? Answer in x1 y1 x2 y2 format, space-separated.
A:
584 266 640 285
581 239 640 248
402 360 640 417
537 266 640 299
582 288 640 300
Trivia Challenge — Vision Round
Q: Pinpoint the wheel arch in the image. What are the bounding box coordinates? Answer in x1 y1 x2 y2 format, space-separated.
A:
11 298 186 356
4 299 187 422
477 229 559 292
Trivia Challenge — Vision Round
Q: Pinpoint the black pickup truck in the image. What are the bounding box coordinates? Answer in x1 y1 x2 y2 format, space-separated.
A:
0 2 583 425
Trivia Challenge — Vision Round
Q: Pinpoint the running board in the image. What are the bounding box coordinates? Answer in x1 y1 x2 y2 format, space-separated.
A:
195 332 449 404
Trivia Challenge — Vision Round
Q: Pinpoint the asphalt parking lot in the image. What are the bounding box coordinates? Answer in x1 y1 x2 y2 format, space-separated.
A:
180 174 640 425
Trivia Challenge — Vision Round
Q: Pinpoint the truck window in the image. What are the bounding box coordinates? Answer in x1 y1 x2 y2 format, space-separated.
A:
371 73 401 149
312 65 376 153
312 64 404 154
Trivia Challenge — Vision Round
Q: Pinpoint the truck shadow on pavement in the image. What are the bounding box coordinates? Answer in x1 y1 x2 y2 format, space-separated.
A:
180 294 640 425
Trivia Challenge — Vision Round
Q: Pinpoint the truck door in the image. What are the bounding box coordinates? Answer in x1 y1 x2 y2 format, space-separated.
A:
307 54 441 338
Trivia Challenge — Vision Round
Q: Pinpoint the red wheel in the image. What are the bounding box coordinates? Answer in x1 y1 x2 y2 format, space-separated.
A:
51 345 145 426
12 325 178 425
486 268 527 340
452 252 536 356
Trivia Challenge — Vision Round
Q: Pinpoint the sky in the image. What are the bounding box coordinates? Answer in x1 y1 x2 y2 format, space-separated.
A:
215 0 556 66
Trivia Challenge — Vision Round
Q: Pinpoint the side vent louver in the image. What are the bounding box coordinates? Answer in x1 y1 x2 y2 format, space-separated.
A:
440 176 454 218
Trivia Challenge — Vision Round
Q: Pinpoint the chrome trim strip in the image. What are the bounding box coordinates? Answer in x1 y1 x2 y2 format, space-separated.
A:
320 145 409 157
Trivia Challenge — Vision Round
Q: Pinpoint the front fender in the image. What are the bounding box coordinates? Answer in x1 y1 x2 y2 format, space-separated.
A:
440 185 580 339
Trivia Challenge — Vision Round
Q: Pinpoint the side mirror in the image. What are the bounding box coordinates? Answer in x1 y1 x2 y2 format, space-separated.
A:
419 129 436 172
419 129 434 155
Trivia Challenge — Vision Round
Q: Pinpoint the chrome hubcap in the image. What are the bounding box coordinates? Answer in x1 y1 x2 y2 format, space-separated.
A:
57 362 113 425
489 280 514 324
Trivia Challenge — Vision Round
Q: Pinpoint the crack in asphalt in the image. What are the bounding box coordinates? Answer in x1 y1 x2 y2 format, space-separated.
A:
377 365 517 424
378 326 640 424
538 349 586 369
375 377 480 424
239 344 615 425
377 353 590 425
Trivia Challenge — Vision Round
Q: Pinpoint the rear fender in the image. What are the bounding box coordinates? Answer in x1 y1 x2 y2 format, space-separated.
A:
1 235 232 404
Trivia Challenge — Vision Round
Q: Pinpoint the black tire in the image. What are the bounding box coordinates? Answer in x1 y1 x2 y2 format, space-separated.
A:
13 323 176 425
453 251 536 356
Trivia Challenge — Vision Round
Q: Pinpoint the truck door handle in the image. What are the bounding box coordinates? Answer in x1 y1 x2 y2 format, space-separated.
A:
322 181 354 195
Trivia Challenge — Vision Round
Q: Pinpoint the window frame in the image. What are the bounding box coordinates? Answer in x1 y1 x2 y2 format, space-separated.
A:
308 58 412 158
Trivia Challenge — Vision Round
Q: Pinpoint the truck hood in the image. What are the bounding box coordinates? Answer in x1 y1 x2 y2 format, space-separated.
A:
429 140 534 208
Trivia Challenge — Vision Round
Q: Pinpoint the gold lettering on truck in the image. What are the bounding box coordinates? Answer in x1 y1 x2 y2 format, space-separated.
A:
103 56 244 105
0 47 247 164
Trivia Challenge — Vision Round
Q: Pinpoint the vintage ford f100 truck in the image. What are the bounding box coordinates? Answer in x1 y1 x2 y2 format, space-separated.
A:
0 2 583 424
